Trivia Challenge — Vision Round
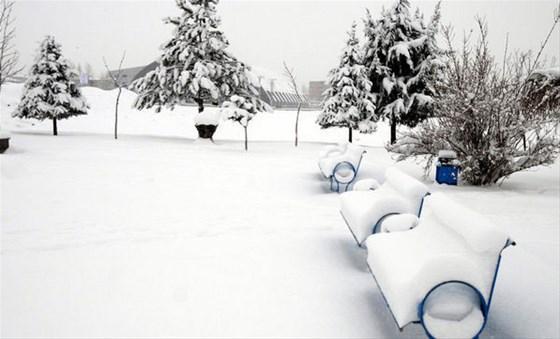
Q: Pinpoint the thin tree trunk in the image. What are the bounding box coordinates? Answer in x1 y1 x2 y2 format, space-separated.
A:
390 120 397 144
195 98 204 113
114 87 121 140
53 118 58 136
294 103 301 147
244 126 248 151
348 127 353 143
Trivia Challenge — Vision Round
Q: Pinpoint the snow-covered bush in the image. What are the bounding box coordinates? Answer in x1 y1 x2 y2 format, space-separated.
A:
131 0 262 139
221 94 270 151
523 68 560 120
388 19 560 185
13 35 88 135
317 22 377 142
363 0 444 144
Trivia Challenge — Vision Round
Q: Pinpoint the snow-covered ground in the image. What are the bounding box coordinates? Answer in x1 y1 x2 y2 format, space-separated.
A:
1 83 559 338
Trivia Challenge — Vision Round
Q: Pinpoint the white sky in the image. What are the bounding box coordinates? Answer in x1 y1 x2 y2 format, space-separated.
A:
12 0 560 86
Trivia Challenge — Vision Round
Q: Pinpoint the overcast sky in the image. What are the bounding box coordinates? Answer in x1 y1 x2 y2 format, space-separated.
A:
12 0 560 86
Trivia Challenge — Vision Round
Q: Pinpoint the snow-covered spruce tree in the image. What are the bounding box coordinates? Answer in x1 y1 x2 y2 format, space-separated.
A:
221 93 269 151
13 36 88 135
388 19 560 185
363 0 444 144
132 0 259 140
317 22 376 143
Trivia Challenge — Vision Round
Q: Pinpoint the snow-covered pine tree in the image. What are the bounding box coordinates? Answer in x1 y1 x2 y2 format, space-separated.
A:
317 22 376 143
13 36 88 136
131 0 259 140
363 0 444 144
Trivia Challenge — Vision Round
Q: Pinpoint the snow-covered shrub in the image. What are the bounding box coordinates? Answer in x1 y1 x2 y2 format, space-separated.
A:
12 36 88 136
523 68 560 120
363 0 444 144
388 19 560 185
317 22 377 142
131 0 263 139
220 94 270 150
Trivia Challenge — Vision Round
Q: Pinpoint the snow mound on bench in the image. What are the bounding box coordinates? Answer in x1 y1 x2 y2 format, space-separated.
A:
379 213 418 233
365 193 512 328
340 188 411 244
318 143 365 178
319 143 347 159
384 167 429 212
423 282 485 338
340 167 428 244
428 193 510 255
352 178 380 191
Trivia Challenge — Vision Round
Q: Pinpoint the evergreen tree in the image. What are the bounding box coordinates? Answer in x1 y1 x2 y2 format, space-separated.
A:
13 36 88 135
132 0 260 139
363 0 444 144
317 22 377 143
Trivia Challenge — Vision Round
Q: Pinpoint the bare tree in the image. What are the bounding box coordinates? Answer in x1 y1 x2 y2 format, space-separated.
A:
283 61 303 147
0 0 23 93
388 18 560 185
103 52 126 140
530 4 560 72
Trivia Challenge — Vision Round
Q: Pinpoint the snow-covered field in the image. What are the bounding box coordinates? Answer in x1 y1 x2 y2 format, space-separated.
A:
1 83 559 338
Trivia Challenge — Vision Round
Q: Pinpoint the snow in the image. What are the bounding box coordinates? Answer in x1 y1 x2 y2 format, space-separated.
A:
438 149 457 159
352 178 380 191
319 143 347 160
340 167 429 245
193 107 222 126
317 143 365 179
1 82 559 338
423 282 485 338
378 213 418 233
365 192 511 330
384 167 430 211
424 282 479 321
530 67 560 81
428 193 510 255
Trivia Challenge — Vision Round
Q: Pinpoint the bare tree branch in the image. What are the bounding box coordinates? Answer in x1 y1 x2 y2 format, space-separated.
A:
530 4 560 72
0 0 23 93
283 61 303 147
103 51 127 140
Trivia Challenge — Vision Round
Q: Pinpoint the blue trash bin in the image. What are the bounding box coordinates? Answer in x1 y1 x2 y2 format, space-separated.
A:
435 150 460 185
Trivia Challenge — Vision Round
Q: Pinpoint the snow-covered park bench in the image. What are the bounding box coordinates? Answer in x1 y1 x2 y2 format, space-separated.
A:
365 193 515 338
318 143 366 192
340 167 430 246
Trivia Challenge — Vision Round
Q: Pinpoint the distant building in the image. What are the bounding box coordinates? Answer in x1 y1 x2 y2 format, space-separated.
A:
86 64 153 90
250 66 308 109
5 75 27 83
308 81 328 107
109 65 148 88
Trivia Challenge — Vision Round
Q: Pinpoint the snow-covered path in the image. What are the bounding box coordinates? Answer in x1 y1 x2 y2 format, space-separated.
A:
0 134 416 337
1 133 558 338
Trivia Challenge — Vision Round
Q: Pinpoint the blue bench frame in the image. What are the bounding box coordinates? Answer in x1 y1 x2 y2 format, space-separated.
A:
327 150 366 193
367 238 515 338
